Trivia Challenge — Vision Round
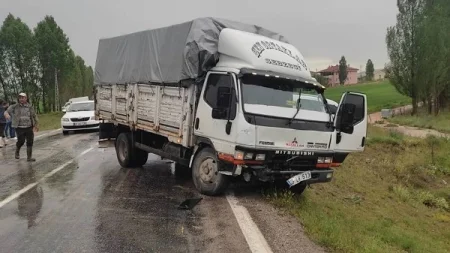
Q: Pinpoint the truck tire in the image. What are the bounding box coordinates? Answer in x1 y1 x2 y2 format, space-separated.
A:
115 132 148 168
134 148 149 167
192 147 229 196
174 163 191 179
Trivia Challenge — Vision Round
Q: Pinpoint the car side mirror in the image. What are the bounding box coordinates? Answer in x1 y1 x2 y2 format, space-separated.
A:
216 87 232 108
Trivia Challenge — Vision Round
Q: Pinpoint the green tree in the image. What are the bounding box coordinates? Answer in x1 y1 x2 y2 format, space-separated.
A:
365 59 374 81
416 0 450 115
0 14 93 113
386 0 425 115
312 72 329 87
0 14 38 104
338 56 347 85
34 15 73 112
85 66 94 97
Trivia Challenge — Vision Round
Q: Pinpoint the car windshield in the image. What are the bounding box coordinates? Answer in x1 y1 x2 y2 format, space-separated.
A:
240 75 326 113
67 102 94 112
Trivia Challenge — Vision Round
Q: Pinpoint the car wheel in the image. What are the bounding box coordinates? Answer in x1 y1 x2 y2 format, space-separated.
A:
192 147 229 196
63 130 69 135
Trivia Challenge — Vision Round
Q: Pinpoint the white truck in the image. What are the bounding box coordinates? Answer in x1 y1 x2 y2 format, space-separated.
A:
94 18 367 196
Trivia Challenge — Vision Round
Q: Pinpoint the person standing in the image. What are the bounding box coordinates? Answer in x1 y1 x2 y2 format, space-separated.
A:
4 93 39 161
0 100 7 148
6 101 17 139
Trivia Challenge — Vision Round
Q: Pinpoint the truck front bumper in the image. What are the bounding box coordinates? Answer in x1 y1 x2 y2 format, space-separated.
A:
221 163 335 184
259 169 334 184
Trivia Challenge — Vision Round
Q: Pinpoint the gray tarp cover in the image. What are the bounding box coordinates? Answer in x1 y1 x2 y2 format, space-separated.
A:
94 17 289 85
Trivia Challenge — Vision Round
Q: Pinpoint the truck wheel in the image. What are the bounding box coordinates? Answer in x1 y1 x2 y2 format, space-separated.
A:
174 163 191 179
115 132 142 168
192 148 229 196
134 149 149 167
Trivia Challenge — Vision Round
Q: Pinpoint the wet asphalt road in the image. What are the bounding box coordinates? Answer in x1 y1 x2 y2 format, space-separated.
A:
0 131 324 253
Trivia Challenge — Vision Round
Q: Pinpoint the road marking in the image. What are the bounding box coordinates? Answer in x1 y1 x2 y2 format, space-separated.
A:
226 192 273 253
0 147 93 209
35 128 62 140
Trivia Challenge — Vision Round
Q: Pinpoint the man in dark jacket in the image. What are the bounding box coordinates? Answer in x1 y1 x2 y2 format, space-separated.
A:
4 93 39 161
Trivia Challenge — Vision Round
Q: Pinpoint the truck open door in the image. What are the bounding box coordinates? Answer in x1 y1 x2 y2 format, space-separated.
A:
332 92 367 152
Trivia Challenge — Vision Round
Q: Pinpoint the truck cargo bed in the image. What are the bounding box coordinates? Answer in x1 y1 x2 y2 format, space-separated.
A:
95 83 197 147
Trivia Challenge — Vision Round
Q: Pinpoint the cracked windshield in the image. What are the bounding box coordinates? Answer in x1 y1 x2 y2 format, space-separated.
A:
0 0 449 252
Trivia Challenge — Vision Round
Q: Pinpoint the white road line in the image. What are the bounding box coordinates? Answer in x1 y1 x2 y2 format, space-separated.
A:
35 128 62 140
0 147 94 209
226 192 273 253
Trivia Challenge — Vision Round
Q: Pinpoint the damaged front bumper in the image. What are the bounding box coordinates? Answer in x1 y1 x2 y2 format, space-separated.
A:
226 165 334 184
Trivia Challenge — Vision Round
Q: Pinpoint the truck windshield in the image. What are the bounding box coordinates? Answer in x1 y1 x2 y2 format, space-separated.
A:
240 75 326 113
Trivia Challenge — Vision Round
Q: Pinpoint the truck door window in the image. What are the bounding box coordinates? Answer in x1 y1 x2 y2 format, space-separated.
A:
204 74 237 120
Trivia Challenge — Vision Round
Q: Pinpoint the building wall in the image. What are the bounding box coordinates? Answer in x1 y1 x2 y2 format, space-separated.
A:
346 71 358 85
373 69 386 80
327 71 358 86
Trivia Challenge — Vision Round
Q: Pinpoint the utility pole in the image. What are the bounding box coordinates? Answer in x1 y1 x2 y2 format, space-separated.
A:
55 68 59 111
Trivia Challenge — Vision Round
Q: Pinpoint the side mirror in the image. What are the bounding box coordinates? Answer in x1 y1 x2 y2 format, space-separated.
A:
339 104 356 134
341 104 356 124
217 87 232 108
212 108 227 119
328 104 337 114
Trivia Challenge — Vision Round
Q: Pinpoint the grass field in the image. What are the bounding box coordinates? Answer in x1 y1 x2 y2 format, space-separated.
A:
325 81 411 113
389 110 450 133
267 126 450 253
37 112 64 131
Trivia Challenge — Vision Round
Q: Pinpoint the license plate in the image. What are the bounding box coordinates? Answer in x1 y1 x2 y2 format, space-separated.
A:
286 171 312 187
74 122 87 126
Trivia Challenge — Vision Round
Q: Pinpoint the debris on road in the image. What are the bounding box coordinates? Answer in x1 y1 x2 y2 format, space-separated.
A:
178 198 203 210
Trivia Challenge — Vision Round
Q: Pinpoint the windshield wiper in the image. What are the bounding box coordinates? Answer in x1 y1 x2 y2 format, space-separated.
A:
287 90 302 125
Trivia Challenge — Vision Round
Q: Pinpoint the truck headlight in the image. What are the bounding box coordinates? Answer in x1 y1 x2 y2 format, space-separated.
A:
318 157 333 163
255 154 266 161
244 153 254 160
234 150 245 160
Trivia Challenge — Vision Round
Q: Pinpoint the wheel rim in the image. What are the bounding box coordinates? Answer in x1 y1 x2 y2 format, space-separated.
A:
199 157 218 184
118 139 128 162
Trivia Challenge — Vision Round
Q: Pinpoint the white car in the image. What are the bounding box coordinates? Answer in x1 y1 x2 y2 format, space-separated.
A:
61 100 99 135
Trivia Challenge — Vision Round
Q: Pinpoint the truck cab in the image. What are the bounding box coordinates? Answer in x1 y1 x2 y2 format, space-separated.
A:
190 29 367 194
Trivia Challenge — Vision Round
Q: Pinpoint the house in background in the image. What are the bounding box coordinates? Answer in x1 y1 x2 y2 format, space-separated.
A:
318 65 359 87
358 69 386 82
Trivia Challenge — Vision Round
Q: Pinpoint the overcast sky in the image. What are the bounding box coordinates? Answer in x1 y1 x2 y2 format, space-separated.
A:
1 0 397 72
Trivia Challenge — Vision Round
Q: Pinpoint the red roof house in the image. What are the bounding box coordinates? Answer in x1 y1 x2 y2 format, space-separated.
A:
318 65 359 86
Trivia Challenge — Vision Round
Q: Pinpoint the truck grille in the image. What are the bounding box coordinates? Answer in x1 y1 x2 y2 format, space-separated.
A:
270 155 316 168
71 117 90 122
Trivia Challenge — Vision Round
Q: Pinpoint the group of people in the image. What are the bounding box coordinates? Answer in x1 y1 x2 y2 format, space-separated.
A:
0 93 39 162
1 101 16 141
